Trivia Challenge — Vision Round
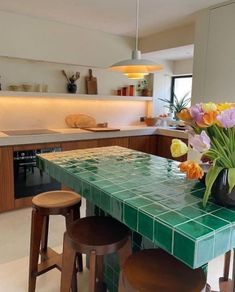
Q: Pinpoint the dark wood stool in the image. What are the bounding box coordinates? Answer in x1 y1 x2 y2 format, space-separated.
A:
119 249 207 292
28 190 83 292
61 216 131 292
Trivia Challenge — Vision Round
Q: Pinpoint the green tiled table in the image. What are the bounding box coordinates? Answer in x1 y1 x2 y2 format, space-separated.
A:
37 146 235 288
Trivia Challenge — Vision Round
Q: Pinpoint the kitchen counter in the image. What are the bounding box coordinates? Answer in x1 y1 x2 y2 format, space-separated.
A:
37 146 234 291
0 126 188 146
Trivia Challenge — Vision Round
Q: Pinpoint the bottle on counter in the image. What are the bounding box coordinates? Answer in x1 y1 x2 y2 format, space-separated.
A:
129 85 135 96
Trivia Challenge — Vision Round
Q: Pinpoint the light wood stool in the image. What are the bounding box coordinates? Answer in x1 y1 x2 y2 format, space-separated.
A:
119 249 207 292
28 190 83 292
60 216 131 292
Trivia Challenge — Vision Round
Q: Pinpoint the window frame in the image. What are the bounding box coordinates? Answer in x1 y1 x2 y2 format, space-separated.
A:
170 74 193 104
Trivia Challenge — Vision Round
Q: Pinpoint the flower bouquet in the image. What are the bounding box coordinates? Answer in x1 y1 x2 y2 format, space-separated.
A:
170 102 235 207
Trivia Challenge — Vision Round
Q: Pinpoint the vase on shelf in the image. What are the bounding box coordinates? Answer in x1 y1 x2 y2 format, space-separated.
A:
211 168 235 207
67 82 77 94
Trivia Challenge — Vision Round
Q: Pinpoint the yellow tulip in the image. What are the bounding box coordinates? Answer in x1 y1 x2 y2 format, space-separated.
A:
170 139 189 158
217 103 233 112
201 102 217 113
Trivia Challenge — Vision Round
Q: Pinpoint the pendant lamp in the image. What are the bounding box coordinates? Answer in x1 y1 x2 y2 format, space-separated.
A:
110 0 162 79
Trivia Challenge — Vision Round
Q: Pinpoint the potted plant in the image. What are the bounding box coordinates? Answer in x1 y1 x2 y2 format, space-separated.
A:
159 93 191 119
136 79 150 96
62 70 80 93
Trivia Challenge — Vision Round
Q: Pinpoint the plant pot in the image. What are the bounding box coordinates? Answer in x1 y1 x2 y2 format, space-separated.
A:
211 168 235 207
67 82 77 94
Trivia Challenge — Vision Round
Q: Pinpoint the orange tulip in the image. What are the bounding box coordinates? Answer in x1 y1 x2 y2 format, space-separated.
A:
177 108 192 121
197 111 217 127
179 160 204 180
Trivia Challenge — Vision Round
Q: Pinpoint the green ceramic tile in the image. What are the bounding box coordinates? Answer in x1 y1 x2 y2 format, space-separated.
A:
90 185 100 206
92 179 113 188
173 231 195 267
213 227 231 258
100 191 111 213
193 202 222 213
138 211 153 240
230 224 235 248
195 214 230 230
212 209 235 223
176 221 213 240
124 204 137 230
154 220 173 253
102 185 126 194
140 203 169 217
158 211 189 227
132 232 142 247
81 180 91 200
176 206 207 219
195 235 215 268
111 198 123 221
125 197 153 208
111 190 138 201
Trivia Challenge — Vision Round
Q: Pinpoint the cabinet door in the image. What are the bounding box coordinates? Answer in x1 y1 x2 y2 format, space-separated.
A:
156 135 188 161
0 146 14 212
61 140 98 151
97 137 129 147
129 136 151 153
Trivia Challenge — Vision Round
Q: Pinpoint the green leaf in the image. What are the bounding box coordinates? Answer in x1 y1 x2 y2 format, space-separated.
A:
228 168 235 193
203 165 223 207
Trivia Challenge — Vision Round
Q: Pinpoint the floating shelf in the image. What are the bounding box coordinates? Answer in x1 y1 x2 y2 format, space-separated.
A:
0 91 153 101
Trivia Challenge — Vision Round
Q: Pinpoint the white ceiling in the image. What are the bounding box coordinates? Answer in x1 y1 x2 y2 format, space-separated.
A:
0 0 226 37
143 45 194 61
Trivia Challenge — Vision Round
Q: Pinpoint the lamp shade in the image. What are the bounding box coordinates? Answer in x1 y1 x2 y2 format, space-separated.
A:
110 50 162 79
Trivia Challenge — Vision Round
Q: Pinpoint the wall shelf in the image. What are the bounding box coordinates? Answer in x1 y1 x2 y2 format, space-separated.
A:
0 91 153 101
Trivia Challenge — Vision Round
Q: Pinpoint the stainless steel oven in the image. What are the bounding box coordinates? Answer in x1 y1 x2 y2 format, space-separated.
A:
13 147 61 199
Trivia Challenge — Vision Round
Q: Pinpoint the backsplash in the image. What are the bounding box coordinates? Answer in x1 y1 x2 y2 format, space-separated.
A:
0 96 147 130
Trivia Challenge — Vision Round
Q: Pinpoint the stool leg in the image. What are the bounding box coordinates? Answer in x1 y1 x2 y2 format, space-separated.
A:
89 250 97 292
96 256 107 292
28 208 44 292
65 207 83 273
118 235 132 269
40 215 49 262
60 232 76 292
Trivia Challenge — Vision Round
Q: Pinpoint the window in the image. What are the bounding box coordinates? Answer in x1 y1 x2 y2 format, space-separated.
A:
171 75 192 106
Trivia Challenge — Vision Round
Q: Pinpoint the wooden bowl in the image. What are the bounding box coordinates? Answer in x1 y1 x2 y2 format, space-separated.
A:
144 117 158 126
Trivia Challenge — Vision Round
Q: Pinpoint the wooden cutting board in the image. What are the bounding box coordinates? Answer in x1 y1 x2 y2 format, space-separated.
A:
85 127 120 132
85 69 98 95
65 114 96 128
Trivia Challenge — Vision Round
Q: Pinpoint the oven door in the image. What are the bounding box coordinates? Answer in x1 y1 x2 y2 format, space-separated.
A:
14 147 61 199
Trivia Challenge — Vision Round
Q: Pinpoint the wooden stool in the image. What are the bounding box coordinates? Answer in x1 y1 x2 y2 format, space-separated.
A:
61 216 131 292
28 190 83 292
119 249 207 292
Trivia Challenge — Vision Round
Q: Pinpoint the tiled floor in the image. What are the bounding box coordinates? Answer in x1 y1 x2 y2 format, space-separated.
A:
0 200 232 291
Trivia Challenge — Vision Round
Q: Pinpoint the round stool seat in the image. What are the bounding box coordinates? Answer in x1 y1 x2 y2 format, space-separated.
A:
32 190 81 209
67 216 129 255
121 249 206 292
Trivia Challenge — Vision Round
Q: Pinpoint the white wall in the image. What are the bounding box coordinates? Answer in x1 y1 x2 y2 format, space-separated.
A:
0 10 134 67
173 58 193 75
152 61 174 116
0 56 138 95
140 24 195 54
192 1 235 103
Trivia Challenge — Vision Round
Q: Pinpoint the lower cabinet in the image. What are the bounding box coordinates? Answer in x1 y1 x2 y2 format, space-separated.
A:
0 134 187 212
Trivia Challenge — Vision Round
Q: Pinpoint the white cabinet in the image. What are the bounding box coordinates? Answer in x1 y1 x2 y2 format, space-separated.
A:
192 2 235 103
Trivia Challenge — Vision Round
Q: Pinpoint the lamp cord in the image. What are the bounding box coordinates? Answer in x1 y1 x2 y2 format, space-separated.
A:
135 0 139 51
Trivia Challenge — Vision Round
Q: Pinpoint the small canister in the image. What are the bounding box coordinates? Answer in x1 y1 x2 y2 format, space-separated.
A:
129 85 135 96
122 87 128 96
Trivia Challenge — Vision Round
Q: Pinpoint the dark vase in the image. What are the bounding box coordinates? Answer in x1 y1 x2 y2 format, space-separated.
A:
211 168 235 207
67 82 77 94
